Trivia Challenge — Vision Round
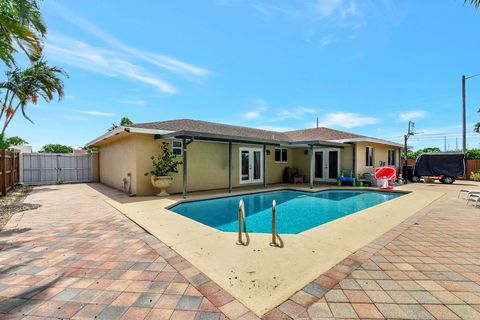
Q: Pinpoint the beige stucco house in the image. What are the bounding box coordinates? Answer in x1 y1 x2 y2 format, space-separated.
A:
86 119 403 196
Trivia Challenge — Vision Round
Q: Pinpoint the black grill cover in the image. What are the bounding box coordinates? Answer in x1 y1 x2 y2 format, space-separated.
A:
413 153 466 177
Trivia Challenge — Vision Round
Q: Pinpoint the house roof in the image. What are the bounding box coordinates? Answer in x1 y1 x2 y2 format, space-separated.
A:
129 119 293 143
284 127 364 141
86 118 403 148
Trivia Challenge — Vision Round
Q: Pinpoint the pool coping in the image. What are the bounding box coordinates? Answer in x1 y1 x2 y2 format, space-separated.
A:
104 186 443 316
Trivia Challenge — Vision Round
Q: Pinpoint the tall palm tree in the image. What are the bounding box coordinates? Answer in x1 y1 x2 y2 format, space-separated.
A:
0 59 67 135
0 0 46 67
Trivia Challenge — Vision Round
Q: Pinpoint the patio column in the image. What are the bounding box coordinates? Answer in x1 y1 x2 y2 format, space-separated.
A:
182 137 187 198
309 145 314 189
228 141 232 193
263 144 267 188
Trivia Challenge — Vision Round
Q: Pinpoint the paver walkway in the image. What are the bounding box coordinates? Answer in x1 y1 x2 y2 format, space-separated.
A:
265 183 480 319
0 182 479 319
0 184 253 320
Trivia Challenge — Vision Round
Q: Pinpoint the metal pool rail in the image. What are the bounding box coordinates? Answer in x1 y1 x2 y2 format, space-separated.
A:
236 200 247 245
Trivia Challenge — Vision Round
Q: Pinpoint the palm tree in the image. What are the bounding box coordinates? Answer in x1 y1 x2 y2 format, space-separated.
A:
0 0 46 67
0 59 67 135
466 0 480 8
109 116 134 131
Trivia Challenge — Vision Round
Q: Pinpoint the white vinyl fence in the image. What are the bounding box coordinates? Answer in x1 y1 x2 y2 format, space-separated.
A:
22 153 92 185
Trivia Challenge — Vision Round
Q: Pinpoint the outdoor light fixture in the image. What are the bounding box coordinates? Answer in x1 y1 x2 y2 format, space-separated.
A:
304 150 308 155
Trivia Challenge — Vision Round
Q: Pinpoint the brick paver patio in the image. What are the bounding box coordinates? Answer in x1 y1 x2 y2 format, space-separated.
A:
0 182 479 319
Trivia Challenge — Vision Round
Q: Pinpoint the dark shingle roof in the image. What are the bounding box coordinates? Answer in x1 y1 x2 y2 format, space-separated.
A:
283 127 364 141
129 119 394 145
129 119 292 142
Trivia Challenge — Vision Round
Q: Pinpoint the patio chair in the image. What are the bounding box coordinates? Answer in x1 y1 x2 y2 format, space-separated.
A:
362 172 378 187
466 192 480 207
458 189 480 198
283 167 304 184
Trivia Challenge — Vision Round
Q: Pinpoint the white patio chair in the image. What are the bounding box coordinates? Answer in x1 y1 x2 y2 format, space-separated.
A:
466 192 480 207
458 189 480 198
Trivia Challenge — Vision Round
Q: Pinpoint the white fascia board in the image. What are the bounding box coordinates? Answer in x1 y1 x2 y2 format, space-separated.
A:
84 126 174 147
331 138 403 148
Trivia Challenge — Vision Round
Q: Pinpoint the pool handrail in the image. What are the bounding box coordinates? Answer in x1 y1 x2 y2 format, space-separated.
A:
270 200 279 247
236 200 247 245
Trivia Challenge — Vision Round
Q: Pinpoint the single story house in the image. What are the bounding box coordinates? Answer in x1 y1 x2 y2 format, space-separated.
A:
85 119 403 197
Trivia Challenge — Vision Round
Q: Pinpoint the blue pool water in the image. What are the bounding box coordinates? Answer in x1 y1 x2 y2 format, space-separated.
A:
170 190 403 234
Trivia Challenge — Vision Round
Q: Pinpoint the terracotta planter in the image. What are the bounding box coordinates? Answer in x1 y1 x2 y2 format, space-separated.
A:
150 175 173 196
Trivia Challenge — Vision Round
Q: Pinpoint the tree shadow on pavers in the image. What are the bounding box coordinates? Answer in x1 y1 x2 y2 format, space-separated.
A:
0 258 39 276
29 187 60 194
0 274 64 315
0 228 32 237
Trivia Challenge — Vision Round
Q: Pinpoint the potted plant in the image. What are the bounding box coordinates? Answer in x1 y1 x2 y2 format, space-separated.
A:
145 142 182 196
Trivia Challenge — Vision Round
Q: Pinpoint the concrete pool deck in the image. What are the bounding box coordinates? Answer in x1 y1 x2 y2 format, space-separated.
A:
104 185 444 316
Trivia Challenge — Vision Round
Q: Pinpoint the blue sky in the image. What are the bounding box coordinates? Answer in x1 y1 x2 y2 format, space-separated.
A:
6 0 480 151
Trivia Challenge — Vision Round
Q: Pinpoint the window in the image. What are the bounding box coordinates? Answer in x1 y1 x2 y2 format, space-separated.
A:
365 146 374 167
172 140 182 156
388 150 396 166
275 148 288 163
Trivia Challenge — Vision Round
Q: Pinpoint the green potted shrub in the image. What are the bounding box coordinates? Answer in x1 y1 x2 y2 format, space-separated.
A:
145 142 182 196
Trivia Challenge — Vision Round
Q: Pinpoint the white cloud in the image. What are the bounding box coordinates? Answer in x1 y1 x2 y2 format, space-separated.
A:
45 34 178 94
78 110 116 117
398 110 427 121
244 110 263 120
313 0 343 18
243 99 269 120
243 100 317 123
119 99 146 105
53 5 210 82
317 112 378 128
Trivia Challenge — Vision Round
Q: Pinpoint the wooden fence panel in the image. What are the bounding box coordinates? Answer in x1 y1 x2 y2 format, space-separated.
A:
467 159 480 177
0 149 20 196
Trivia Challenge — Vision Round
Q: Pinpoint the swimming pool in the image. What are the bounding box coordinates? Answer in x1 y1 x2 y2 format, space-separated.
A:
169 189 403 234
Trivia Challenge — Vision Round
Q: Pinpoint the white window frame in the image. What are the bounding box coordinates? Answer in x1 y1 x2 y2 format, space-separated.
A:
274 148 288 163
172 140 183 156
387 149 396 166
365 146 374 168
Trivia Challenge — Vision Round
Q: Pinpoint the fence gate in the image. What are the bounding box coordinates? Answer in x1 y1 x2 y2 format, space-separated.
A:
22 153 92 185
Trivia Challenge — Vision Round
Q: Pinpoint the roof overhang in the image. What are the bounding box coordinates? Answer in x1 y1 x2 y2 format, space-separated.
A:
331 137 403 148
84 126 174 147
288 140 346 148
155 130 290 146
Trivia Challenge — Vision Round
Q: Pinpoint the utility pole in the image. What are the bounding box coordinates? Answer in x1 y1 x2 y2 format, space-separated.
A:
462 75 467 153
403 121 415 184
456 137 458 150
444 136 447 152
316 117 319 128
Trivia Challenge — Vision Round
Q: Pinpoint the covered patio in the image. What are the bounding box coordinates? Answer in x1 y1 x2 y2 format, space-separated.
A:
155 129 345 198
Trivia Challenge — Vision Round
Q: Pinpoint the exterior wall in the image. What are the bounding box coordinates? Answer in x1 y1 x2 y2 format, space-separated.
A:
134 137 292 195
91 152 100 182
341 144 354 172
292 148 311 180
98 134 137 193
96 132 401 195
354 142 401 177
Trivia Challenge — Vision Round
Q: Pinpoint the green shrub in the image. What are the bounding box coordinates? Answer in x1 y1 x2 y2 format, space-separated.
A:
145 142 182 177
470 170 480 181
